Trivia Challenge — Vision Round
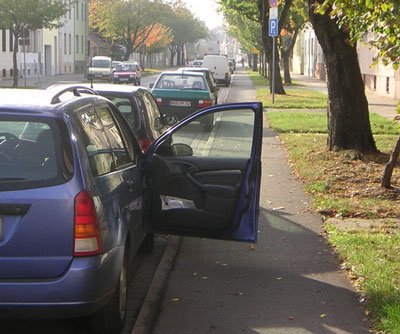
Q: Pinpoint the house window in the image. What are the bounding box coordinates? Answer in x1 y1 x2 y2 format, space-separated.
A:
373 76 377 90
81 3 84 21
2 69 6 77
69 34 71 54
386 77 390 93
64 33 67 54
10 68 13 76
69 0 72 19
81 36 84 55
76 35 79 53
76 2 79 20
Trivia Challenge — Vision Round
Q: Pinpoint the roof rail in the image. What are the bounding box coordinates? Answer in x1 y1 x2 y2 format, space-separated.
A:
50 86 99 104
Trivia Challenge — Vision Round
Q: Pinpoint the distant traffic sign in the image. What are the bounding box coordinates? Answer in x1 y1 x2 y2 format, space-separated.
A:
269 18 278 37
270 0 278 8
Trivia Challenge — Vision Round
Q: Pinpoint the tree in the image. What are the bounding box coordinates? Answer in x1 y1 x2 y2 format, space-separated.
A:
89 0 163 61
279 0 308 84
220 0 294 94
316 0 400 186
145 23 173 68
306 0 377 154
162 2 208 66
0 0 68 87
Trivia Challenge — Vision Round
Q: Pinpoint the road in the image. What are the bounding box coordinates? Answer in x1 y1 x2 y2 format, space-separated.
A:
0 72 232 334
149 68 371 334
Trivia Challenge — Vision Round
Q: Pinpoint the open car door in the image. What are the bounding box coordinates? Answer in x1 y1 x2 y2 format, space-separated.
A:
144 102 262 242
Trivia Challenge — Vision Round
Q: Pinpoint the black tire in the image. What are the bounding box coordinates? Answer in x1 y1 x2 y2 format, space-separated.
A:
202 114 214 132
138 233 154 254
88 254 127 334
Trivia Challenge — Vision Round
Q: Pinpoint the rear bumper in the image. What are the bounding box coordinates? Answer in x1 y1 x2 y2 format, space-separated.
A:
158 106 200 121
0 246 124 319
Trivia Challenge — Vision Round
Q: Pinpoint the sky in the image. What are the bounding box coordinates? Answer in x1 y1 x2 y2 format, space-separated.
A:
182 0 224 30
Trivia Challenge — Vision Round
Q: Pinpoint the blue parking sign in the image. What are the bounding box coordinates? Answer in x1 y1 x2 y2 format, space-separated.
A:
269 18 278 36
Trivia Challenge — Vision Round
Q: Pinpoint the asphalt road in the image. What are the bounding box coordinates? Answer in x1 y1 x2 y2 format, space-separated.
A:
149 68 371 334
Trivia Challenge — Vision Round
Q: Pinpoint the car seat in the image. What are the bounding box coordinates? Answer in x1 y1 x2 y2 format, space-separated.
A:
192 81 203 89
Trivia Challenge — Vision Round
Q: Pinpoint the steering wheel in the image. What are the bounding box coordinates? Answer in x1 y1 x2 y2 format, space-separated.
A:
0 132 20 152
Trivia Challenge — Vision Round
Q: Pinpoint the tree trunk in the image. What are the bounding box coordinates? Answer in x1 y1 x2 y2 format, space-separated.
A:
381 134 400 188
308 0 377 154
258 0 288 95
12 32 19 87
282 55 291 84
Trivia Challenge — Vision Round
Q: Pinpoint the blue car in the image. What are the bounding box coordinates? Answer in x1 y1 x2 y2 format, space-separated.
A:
0 86 262 333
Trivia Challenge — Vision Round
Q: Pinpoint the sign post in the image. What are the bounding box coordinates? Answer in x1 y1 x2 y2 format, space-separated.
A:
269 4 278 103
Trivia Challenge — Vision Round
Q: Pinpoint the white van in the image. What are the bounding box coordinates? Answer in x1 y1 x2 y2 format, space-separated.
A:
87 56 113 81
202 55 231 87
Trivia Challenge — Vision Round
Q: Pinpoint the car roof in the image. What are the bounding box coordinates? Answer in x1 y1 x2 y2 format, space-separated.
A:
160 70 205 77
0 88 103 115
177 67 210 72
48 83 146 94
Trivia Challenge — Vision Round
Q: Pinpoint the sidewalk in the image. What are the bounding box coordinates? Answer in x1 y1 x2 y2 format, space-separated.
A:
290 72 399 120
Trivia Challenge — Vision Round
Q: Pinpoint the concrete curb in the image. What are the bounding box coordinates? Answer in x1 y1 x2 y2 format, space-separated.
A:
131 235 182 334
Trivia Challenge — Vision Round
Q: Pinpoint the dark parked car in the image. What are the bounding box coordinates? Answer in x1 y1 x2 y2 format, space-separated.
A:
48 84 168 152
0 86 263 334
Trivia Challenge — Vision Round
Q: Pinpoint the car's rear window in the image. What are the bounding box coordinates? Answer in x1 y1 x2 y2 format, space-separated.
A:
156 74 206 90
0 115 74 191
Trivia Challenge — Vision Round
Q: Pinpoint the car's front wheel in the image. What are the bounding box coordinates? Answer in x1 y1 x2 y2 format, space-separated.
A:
88 254 127 334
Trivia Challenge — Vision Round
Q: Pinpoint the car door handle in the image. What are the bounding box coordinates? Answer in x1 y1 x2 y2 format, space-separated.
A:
181 163 196 173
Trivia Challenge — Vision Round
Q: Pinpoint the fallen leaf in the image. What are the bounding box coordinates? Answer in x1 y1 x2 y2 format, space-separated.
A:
202 276 208 280
273 207 285 211
276 277 283 280
249 245 255 250
288 316 294 320
235 292 245 296
170 298 180 302
320 313 327 318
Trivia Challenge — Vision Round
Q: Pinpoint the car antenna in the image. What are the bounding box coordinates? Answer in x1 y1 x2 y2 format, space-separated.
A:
90 76 93 89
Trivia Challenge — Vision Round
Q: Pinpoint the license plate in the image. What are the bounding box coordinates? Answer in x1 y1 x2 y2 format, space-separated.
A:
169 100 191 107
94 74 102 78
120 78 128 81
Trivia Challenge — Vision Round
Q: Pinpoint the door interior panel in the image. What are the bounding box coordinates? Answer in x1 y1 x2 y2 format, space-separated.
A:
149 155 248 235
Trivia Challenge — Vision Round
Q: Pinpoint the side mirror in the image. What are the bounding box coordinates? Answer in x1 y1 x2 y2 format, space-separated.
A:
163 114 177 126
149 83 154 88
171 143 193 156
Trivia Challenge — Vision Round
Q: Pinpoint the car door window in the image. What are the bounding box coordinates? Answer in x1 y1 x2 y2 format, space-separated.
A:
95 105 133 168
78 108 114 177
141 91 163 132
169 109 254 159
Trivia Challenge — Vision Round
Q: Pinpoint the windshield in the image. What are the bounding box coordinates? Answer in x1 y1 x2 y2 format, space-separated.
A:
155 74 207 90
0 116 74 191
91 59 111 68
115 64 136 72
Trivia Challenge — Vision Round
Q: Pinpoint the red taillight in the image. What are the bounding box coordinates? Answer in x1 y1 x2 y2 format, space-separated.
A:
156 97 163 106
74 190 102 256
138 137 152 152
197 99 213 108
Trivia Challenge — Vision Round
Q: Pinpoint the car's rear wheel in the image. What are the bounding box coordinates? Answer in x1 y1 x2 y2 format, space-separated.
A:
202 114 214 132
139 233 154 254
88 254 127 334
